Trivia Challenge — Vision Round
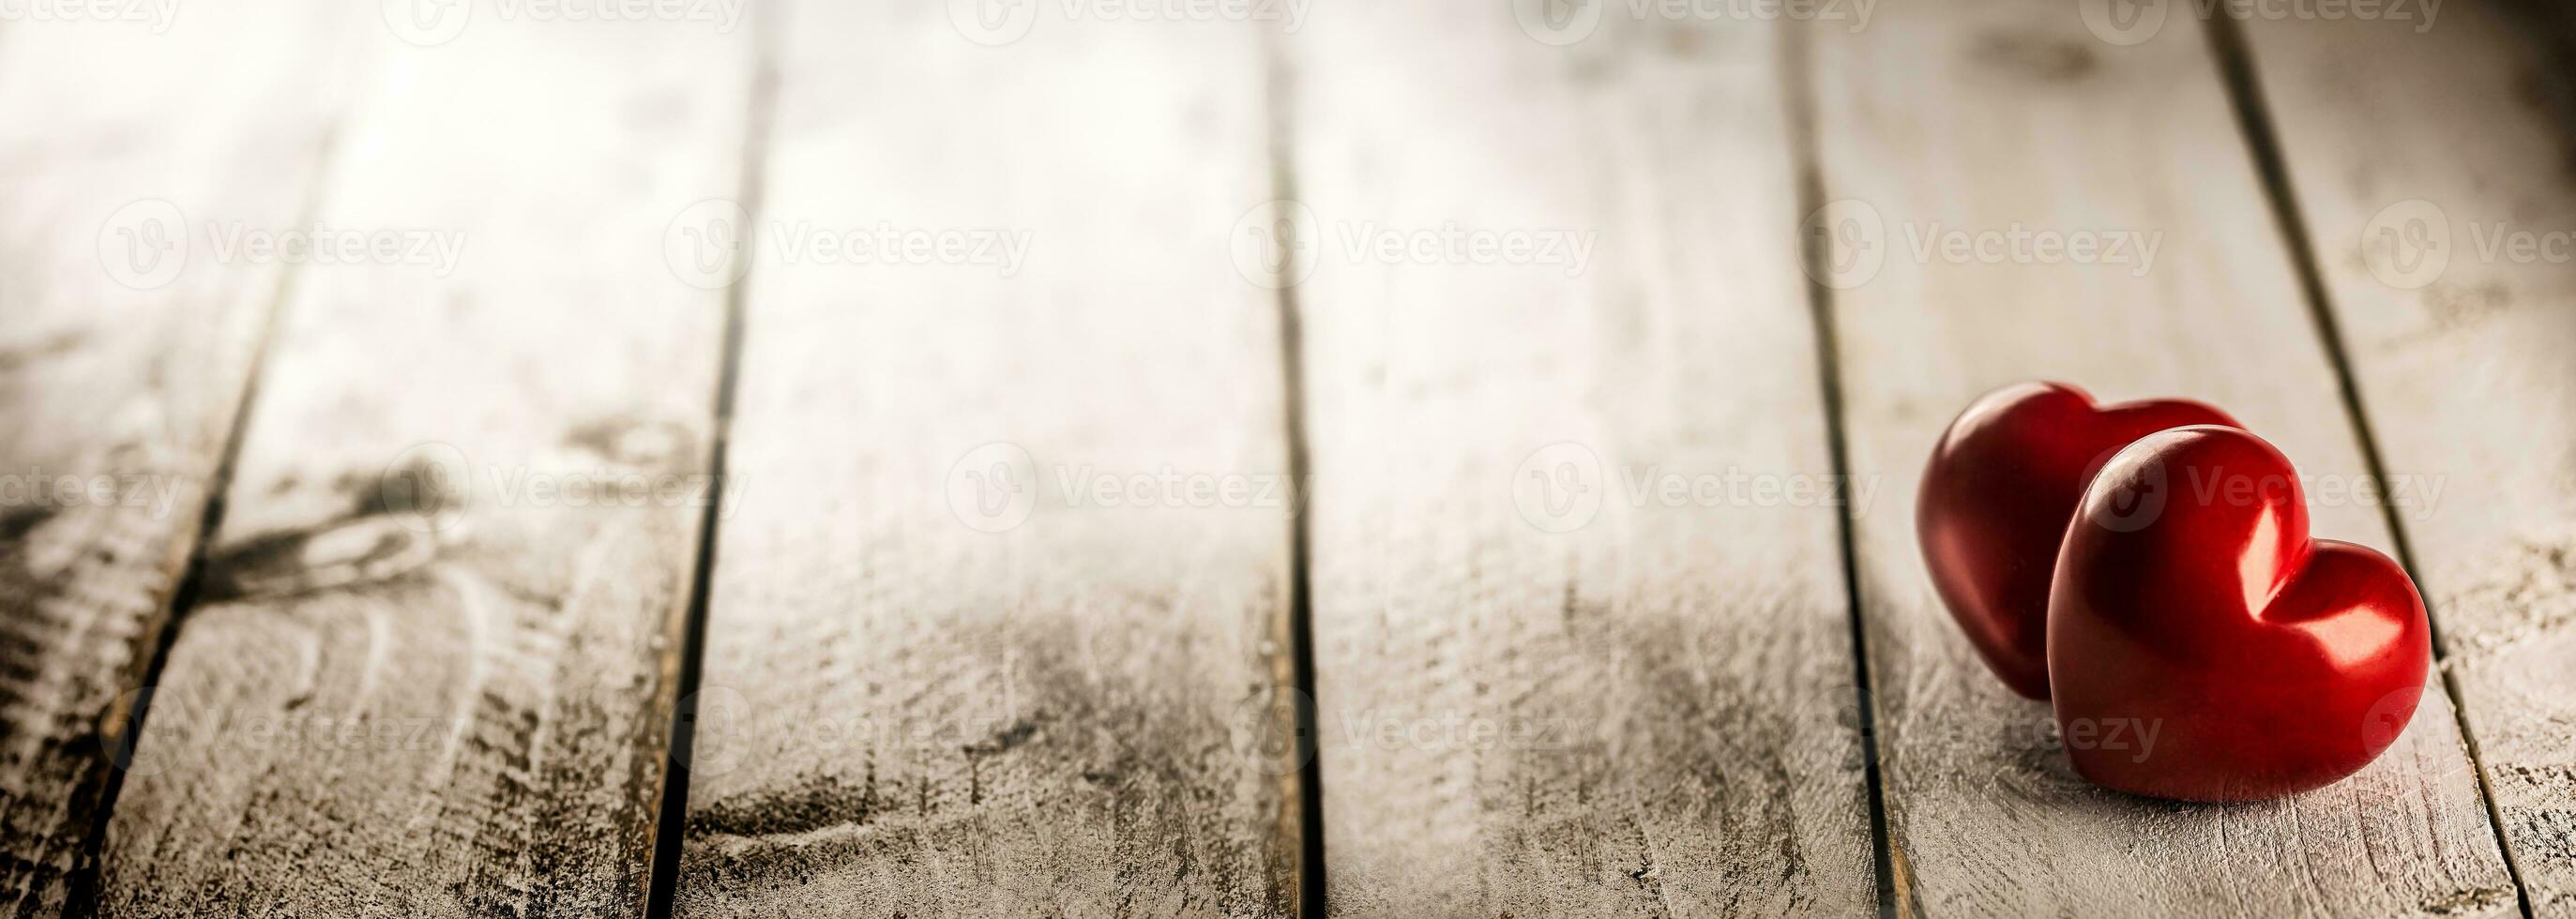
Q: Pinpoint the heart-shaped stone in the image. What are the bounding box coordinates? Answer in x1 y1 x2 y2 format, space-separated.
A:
1917 382 2239 698
2050 425 2430 801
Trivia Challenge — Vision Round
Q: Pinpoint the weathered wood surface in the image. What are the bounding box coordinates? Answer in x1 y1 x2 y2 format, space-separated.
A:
1290 5 1878 915
0 5 353 911
673 5 1302 916
1804 1 2519 914
93 8 753 915
2241 4 2576 914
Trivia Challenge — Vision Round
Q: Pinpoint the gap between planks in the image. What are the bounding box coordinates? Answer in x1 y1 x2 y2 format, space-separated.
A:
2200 9 2538 918
644 7 781 919
53 64 356 919
668 8 1303 916
1780 15 1906 919
1258 19 1331 919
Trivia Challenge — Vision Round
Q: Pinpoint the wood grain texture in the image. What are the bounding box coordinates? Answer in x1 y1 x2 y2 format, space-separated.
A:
2241 3 2576 913
1804 1 2520 914
0 5 353 911
673 5 1301 916
94 8 752 915
1290 6 1878 916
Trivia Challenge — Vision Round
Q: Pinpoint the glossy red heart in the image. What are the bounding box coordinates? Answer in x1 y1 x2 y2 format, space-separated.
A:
2050 425 2431 801
1917 382 2240 699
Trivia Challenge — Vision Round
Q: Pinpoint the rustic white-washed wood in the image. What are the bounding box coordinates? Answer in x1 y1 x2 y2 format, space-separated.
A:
2242 4 2576 913
94 9 752 915
0 6 354 910
673 5 1300 916
1290 6 1877 915
1806 1 2518 914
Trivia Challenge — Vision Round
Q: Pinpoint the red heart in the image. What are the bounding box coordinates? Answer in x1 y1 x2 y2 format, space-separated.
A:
2050 425 2431 801
1917 382 2240 699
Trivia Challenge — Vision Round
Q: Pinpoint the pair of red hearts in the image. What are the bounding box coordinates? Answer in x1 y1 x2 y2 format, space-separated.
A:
1917 382 2431 802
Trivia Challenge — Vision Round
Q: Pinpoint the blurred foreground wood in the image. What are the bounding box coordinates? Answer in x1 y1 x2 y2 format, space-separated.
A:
0 4 351 911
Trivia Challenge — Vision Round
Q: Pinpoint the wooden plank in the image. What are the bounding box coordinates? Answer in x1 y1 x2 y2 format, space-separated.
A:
1290 7 1878 915
1805 1 2522 914
672 6 1301 917
92 8 754 915
0 6 354 911
2239 3 2576 913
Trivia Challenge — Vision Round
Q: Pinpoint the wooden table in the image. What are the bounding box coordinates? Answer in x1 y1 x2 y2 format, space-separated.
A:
0 0 2568 915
